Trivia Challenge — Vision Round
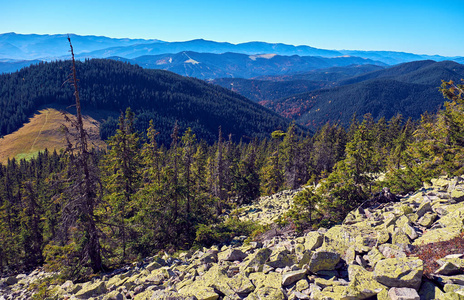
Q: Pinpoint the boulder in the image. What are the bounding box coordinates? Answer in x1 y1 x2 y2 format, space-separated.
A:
282 269 307 286
303 231 324 251
388 287 420 300
373 257 423 290
219 249 247 262
227 273 255 295
267 248 296 268
74 281 107 299
347 264 387 299
242 247 272 271
419 279 446 300
308 250 340 273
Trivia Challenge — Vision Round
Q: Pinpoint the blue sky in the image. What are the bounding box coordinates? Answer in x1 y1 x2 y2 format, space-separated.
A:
1 0 464 56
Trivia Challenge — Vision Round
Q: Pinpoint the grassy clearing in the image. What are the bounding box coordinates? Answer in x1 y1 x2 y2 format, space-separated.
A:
0 108 107 164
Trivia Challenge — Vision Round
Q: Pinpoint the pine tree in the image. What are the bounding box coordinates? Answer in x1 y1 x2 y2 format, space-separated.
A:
101 107 142 262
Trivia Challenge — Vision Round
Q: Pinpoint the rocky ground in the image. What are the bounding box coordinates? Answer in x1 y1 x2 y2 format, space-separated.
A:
1 176 464 299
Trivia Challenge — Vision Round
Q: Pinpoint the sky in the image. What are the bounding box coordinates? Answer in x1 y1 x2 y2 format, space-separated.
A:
1 0 464 57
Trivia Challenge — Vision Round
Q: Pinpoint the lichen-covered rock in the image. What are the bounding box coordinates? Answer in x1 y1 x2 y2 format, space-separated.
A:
179 264 234 298
308 250 340 273
373 257 423 290
227 273 255 295
413 227 461 246
249 271 282 290
249 286 286 300
417 212 437 227
267 248 296 268
347 264 387 299
242 247 272 271
366 247 385 268
282 269 307 286
74 280 107 299
378 243 407 259
304 231 324 251
435 259 464 275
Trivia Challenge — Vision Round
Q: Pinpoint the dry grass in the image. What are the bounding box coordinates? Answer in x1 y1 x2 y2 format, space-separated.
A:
408 232 464 276
0 108 107 164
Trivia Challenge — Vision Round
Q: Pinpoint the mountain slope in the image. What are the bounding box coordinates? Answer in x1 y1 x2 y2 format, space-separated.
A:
109 51 385 80
0 59 294 145
0 108 106 164
262 60 464 130
212 64 386 102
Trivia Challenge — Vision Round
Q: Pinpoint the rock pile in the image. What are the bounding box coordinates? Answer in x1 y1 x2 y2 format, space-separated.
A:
1 176 464 299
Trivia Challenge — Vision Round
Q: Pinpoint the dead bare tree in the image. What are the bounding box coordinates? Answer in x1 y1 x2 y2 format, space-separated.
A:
59 36 103 275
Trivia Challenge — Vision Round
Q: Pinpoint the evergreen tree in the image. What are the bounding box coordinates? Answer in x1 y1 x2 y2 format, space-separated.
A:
101 107 142 262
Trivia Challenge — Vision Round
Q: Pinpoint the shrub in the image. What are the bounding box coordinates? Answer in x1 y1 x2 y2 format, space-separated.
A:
407 232 464 276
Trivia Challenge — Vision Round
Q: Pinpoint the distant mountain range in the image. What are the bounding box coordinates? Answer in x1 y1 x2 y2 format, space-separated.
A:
0 33 462 74
0 32 162 60
259 60 464 130
110 52 386 80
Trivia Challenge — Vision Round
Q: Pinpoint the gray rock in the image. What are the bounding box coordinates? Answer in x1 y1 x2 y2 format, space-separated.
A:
282 269 307 286
219 249 247 262
308 250 340 273
373 257 423 290
388 287 420 300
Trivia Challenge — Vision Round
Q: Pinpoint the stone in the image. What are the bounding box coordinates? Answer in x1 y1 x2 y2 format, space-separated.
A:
451 189 464 202
227 273 255 295
267 248 296 268
419 279 446 300
435 261 462 275
219 249 247 262
417 212 437 227
392 228 411 245
308 250 340 273
297 250 312 268
199 251 218 264
4 276 18 286
249 272 282 290
295 279 310 292
432 274 464 285
413 227 461 246
102 291 125 300
242 247 272 270
75 281 107 299
388 287 420 300
290 290 310 299
304 231 324 251
366 247 385 268
373 257 423 290
444 283 464 294
282 269 307 286
347 264 387 299
416 201 432 218
403 223 419 240
251 286 285 300
378 244 407 259
145 261 162 271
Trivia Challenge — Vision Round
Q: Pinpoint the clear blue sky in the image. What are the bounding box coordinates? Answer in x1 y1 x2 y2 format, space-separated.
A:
2 0 463 56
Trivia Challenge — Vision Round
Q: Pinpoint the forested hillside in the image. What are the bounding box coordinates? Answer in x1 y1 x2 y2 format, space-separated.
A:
213 64 385 102
262 60 464 129
0 59 292 145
